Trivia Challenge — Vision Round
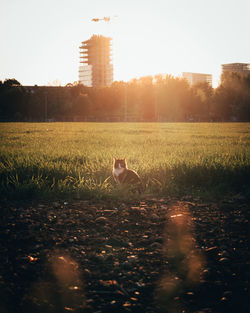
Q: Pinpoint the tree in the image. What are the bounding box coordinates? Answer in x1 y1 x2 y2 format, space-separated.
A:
191 82 213 120
0 79 24 120
3 78 21 87
214 72 250 121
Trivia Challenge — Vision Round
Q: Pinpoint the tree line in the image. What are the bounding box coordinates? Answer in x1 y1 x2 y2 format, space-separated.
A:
0 72 249 122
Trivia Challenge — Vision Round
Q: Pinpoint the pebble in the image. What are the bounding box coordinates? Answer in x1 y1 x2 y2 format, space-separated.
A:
219 250 230 258
130 207 147 214
84 269 91 276
96 216 107 223
93 254 106 263
205 246 218 257
218 257 230 263
221 297 227 301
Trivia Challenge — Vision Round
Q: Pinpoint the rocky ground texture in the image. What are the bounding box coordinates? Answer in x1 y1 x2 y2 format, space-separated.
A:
0 196 249 313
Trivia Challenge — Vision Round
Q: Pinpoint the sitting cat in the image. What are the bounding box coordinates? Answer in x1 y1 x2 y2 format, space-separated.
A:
113 158 142 192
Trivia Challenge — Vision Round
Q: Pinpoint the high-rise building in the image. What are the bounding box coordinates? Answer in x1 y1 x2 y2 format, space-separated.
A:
182 72 212 86
222 63 250 74
79 35 113 87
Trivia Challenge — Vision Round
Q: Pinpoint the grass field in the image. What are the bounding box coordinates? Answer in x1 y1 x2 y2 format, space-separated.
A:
0 122 249 200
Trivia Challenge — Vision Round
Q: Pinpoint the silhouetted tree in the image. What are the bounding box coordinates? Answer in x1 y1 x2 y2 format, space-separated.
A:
0 79 25 120
1 73 250 122
213 72 250 121
191 82 214 121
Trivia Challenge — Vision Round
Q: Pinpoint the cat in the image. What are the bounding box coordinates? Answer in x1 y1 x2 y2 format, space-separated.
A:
113 158 142 192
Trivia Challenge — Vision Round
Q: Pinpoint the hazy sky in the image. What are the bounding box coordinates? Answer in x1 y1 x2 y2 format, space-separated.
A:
1 0 249 86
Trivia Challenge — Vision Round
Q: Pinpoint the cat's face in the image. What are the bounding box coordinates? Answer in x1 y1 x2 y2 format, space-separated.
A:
113 158 127 169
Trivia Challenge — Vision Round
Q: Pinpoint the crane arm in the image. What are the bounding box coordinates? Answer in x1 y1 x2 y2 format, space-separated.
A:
91 16 117 23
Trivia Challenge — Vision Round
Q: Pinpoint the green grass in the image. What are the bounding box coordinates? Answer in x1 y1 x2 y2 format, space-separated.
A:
0 122 249 200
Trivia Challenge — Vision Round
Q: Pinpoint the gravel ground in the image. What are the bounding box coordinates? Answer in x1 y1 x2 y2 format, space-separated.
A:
0 196 249 313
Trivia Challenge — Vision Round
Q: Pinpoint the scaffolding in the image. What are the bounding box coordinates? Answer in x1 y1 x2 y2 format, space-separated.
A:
79 35 113 87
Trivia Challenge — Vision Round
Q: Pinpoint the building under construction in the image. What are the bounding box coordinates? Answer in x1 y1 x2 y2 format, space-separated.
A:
79 35 113 87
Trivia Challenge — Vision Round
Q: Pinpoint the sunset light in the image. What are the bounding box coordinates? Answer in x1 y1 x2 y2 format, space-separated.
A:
0 2 250 312
1 0 250 86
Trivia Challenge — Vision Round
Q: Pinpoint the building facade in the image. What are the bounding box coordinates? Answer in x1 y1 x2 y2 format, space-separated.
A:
221 63 250 74
79 35 113 87
182 72 212 86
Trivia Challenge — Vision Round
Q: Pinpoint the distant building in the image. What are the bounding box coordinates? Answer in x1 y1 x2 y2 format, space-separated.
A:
221 63 250 74
79 35 113 87
182 72 212 86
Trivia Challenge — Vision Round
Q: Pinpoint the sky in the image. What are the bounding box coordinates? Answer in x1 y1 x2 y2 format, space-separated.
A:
1 0 250 87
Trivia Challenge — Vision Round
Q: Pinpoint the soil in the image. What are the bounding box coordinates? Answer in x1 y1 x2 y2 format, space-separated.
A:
0 196 249 313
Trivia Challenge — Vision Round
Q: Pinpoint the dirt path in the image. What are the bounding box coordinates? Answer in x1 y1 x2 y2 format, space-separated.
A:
0 197 249 313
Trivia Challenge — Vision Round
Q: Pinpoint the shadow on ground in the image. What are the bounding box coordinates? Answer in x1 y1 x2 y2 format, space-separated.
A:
0 196 249 312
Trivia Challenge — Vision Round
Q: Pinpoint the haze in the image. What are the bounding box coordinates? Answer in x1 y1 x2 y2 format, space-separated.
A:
1 0 249 86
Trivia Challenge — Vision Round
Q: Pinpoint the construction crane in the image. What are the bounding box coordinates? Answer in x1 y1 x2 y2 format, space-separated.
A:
91 15 118 23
